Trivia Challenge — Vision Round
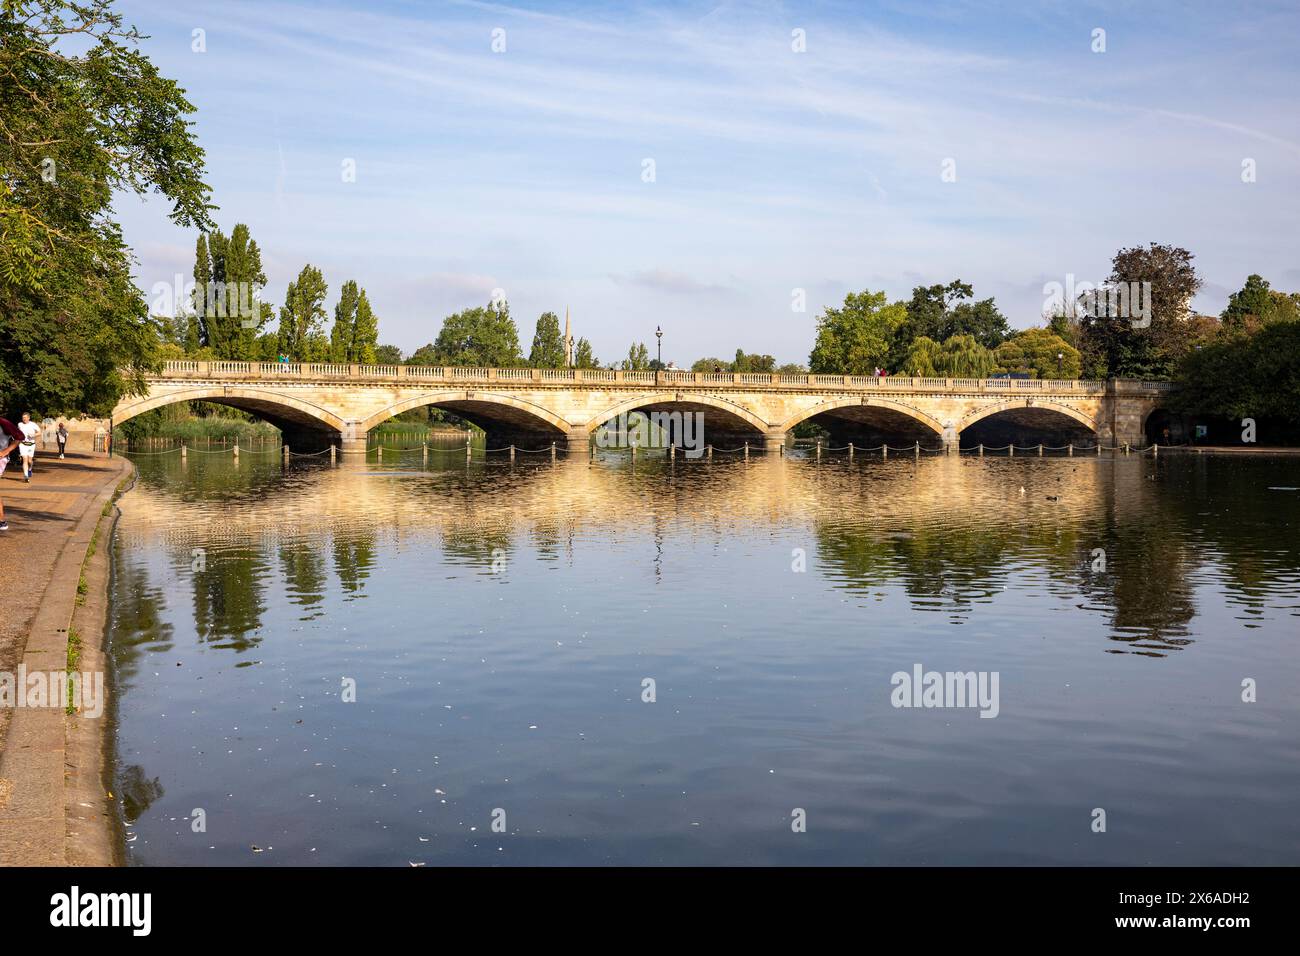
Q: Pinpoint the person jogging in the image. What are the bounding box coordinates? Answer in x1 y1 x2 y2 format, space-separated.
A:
17 412 39 482
56 421 68 459
0 416 22 531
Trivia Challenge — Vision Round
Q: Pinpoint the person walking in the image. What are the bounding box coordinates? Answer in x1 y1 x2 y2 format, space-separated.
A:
17 412 39 482
0 416 22 531
56 421 68 459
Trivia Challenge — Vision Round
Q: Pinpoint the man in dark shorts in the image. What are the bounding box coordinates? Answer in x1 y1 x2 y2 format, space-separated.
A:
0 416 22 531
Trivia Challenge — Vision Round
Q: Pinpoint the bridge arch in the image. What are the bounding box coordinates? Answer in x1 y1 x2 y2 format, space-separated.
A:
585 392 770 436
958 398 1098 447
113 386 349 435
358 390 572 438
958 399 1097 434
776 396 946 436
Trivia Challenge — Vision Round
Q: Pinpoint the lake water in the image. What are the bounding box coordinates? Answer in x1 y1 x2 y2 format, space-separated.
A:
108 446 1300 865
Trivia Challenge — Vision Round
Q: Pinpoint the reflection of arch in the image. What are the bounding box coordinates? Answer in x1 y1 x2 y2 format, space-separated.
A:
359 391 571 434
586 392 769 434
958 399 1097 434
777 397 945 435
114 387 348 433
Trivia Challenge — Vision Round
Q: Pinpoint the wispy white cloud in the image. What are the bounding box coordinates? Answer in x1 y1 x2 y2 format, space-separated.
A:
113 0 1300 363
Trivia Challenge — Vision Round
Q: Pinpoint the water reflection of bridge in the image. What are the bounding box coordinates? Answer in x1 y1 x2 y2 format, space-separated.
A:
118 454 1209 656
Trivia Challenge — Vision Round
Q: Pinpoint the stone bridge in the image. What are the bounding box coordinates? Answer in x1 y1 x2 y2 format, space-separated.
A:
110 361 1174 453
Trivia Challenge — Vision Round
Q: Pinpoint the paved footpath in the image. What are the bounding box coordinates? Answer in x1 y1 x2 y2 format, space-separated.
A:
0 450 131 865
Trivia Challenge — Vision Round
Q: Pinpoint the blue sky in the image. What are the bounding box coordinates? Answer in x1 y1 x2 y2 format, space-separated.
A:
115 0 1300 366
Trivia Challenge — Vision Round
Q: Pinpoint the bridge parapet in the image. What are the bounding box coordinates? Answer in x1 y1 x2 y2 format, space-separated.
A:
151 361 1173 397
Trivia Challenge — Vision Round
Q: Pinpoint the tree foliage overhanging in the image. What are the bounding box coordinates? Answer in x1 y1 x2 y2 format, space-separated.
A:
1 0 214 416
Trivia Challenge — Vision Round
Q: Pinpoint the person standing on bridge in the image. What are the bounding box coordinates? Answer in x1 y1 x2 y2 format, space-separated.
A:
0 416 22 531
16 412 40 482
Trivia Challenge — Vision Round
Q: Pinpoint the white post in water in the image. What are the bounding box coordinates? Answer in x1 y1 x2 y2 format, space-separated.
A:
181 443 187 460
551 441 556 461
422 442 428 466
330 444 337 464
848 442 854 460
232 442 239 459
915 441 920 459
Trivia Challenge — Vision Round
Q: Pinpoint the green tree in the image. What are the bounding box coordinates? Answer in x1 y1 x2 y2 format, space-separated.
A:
0 0 213 415
529 311 566 367
425 299 523 366
406 343 437 365
330 280 359 362
374 343 403 364
1173 320 1300 423
254 332 279 361
351 289 378 363
193 224 268 359
277 265 328 361
1045 307 1080 349
691 357 731 372
994 328 1082 379
935 334 996 378
1079 243 1202 379
901 336 942 376
733 349 776 373
808 290 907 374
893 280 1010 360
1221 274 1300 334
622 342 651 370
573 337 598 369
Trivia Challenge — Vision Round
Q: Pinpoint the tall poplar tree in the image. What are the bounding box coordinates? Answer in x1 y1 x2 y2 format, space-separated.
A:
192 224 269 358
330 280 360 362
529 312 566 367
278 265 329 361
351 289 378 363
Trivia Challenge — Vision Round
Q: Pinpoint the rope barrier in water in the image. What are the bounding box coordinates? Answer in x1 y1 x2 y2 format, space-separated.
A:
121 445 183 456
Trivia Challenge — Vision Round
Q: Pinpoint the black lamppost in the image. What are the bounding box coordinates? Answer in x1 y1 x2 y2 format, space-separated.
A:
656 325 663 368
1056 351 1063 378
